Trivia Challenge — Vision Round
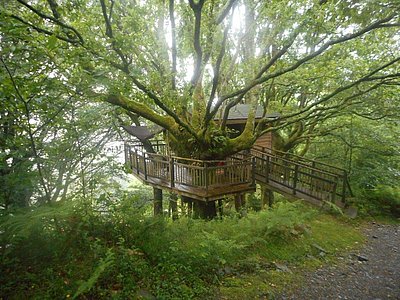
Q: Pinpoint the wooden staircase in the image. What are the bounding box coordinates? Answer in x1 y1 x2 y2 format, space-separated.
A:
125 142 352 206
251 146 352 207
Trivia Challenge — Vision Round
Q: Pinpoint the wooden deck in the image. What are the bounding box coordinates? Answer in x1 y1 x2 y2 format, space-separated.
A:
125 143 352 205
126 147 255 201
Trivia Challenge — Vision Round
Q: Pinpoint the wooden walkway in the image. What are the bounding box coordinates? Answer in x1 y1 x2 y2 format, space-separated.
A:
125 143 352 205
251 146 352 206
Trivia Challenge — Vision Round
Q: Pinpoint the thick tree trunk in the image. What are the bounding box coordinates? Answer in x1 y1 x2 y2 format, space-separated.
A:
261 185 274 208
193 200 217 219
153 188 163 216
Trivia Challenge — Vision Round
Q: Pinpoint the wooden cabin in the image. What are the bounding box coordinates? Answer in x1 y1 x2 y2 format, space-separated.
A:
216 104 279 149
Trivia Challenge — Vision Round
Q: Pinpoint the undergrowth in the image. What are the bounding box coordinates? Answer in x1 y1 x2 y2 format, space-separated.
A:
0 195 362 299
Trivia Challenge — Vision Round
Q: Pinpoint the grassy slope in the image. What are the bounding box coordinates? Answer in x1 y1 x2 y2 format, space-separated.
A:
219 214 364 299
0 200 365 299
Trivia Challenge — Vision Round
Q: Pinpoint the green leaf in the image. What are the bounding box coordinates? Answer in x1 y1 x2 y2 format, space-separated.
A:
47 35 57 49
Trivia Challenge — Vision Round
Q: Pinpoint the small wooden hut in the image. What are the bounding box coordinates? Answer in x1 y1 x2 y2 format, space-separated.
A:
216 104 279 149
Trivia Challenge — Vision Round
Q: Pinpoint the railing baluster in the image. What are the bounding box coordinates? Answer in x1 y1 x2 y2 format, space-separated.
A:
205 163 208 191
135 150 139 175
143 154 148 180
170 157 175 187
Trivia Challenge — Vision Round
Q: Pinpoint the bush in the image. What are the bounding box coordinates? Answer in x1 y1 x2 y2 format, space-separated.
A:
360 185 400 217
0 197 318 299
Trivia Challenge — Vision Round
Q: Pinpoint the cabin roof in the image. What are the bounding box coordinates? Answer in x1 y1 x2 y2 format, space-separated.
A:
123 125 163 140
222 104 279 120
214 104 280 124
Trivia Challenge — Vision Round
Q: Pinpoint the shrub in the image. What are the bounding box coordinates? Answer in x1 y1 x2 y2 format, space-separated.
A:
0 197 319 299
360 185 400 217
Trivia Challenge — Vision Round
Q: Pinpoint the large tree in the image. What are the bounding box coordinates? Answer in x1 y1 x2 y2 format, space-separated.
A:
1 0 399 159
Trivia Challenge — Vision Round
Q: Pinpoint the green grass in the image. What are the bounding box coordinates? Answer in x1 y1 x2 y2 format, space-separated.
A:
218 214 364 299
0 198 364 299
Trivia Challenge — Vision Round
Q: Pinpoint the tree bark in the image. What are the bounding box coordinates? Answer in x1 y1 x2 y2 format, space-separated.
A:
153 188 163 216
193 200 217 219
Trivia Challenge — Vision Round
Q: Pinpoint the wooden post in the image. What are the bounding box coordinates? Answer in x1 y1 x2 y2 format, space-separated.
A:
135 149 139 174
153 188 163 216
193 200 216 219
293 164 299 195
265 155 270 182
342 172 347 203
124 143 129 166
261 185 274 208
217 199 223 218
251 157 256 187
204 163 209 191
331 180 337 203
170 157 175 187
143 154 148 180
235 194 246 217
169 193 178 220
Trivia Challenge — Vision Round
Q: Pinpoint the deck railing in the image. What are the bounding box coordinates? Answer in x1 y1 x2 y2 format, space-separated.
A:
251 148 351 202
124 142 351 204
126 147 254 191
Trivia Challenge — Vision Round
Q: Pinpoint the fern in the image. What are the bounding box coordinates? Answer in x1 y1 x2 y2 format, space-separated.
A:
72 249 115 299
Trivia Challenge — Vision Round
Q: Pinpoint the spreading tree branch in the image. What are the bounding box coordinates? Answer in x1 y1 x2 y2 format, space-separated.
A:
219 13 398 105
15 0 84 45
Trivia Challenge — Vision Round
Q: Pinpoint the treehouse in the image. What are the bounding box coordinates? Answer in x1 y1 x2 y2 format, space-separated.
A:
123 105 352 217
215 104 280 150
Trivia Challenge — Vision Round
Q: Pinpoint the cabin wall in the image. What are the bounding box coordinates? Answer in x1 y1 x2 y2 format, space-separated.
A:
254 132 273 149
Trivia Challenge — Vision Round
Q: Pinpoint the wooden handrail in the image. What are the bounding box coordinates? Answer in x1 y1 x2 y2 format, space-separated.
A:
252 146 347 174
125 141 351 204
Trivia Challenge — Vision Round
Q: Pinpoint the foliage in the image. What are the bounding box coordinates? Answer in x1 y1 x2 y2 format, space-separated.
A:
357 185 400 217
0 194 363 299
72 249 115 299
1 0 399 159
305 114 400 217
0 15 126 209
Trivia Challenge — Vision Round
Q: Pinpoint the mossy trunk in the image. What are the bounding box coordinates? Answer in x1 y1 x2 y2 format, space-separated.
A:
193 200 217 219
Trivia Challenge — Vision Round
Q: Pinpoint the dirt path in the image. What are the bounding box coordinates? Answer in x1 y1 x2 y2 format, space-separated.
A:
277 222 400 300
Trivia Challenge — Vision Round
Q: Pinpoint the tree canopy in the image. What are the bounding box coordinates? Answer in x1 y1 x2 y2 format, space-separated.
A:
1 0 400 160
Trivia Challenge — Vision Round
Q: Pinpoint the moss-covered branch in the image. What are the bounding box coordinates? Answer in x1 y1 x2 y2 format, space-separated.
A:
106 94 177 132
